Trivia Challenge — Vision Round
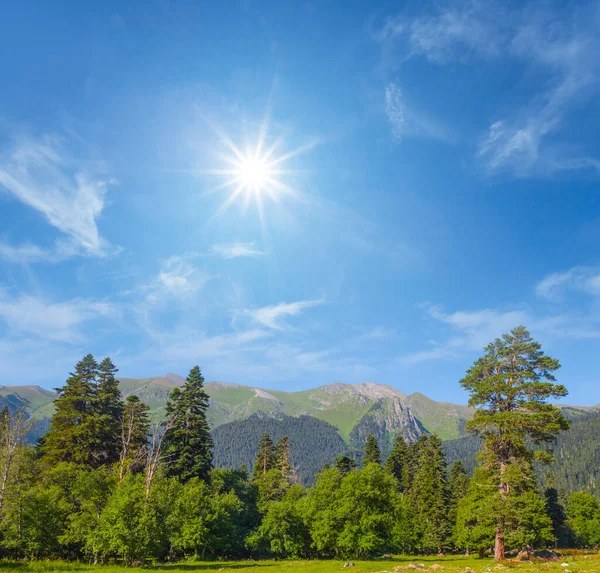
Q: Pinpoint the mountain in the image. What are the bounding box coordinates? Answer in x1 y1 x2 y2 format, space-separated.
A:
213 414 350 484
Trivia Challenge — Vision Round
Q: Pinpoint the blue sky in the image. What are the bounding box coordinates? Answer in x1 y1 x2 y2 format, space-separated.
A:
1 0 600 405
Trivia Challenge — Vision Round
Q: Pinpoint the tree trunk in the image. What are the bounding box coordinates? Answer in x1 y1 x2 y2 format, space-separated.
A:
494 526 505 560
495 461 508 560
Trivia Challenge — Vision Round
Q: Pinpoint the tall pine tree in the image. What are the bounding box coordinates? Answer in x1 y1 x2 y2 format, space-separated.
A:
43 354 99 467
410 434 451 554
253 433 276 478
164 365 213 482
363 433 381 466
95 357 124 466
386 435 409 491
460 326 569 560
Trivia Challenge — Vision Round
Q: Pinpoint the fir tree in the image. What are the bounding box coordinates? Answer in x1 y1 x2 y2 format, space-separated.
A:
363 433 381 466
460 326 570 560
334 454 356 476
43 354 99 467
448 461 469 525
164 366 214 482
386 435 409 491
410 434 451 553
275 436 292 479
544 473 566 547
95 357 124 466
253 433 276 478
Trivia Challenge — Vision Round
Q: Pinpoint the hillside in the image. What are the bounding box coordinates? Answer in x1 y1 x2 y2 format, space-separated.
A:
444 410 600 493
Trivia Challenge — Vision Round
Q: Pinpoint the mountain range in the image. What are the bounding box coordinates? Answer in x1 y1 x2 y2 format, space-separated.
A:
3 373 597 442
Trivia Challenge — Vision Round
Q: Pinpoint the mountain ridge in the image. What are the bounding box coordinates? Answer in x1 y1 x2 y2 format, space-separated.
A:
4 376 597 443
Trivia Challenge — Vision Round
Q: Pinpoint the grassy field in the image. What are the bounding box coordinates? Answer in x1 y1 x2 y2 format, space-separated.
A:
0 553 597 573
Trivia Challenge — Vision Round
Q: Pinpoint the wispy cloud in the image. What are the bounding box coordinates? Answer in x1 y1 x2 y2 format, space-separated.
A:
536 266 600 301
139 255 213 307
385 83 450 142
377 0 600 177
210 242 264 259
0 289 116 343
0 133 116 257
377 0 505 64
245 297 325 330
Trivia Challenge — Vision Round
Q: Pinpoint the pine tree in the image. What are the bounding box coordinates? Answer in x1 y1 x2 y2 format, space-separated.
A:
253 433 276 478
544 473 566 547
164 366 214 482
448 461 469 525
460 326 570 560
95 357 124 466
386 435 409 491
43 354 99 467
334 454 357 476
410 434 451 554
363 433 381 466
119 395 151 480
275 436 292 479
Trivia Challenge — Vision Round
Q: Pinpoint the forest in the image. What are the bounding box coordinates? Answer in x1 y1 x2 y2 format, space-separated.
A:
1 327 599 565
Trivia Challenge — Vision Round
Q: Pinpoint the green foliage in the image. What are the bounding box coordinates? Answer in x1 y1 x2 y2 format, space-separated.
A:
43 355 101 467
385 435 409 491
93 474 161 565
567 491 600 547
363 433 382 466
410 434 451 553
253 433 276 478
119 395 150 479
95 358 123 466
216 414 349 485
334 454 357 476
168 477 243 558
454 467 497 554
164 366 213 483
247 484 310 558
448 461 469 528
459 326 570 559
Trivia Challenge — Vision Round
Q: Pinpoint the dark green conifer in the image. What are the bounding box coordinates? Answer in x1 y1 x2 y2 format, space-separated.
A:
95 357 124 465
334 454 356 476
42 354 99 467
410 434 451 553
386 435 409 491
363 433 381 466
544 472 566 547
275 436 292 479
253 433 276 477
164 365 213 482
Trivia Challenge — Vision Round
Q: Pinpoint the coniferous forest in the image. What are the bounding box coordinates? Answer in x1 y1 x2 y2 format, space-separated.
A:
1 327 600 564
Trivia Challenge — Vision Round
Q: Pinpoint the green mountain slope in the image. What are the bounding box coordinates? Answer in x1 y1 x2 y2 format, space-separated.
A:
5 375 597 451
406 392 474 440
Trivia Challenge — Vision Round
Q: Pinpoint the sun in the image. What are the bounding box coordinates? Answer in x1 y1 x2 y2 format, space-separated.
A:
234 154 273 192
200 112 319 223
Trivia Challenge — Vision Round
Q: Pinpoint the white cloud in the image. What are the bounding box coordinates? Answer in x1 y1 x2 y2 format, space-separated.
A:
385 83 450 142
140 255 212 307
377 1 600 177
245 297 325 330
0 291 116 343
0 242 53 264
0 133 116 257
536 266 600 300
210 242 264 259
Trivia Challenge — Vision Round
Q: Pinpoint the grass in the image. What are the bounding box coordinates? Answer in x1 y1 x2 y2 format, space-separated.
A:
0 553 598 573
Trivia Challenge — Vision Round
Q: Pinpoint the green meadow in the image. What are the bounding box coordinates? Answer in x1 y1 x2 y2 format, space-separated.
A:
0 555 597 573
